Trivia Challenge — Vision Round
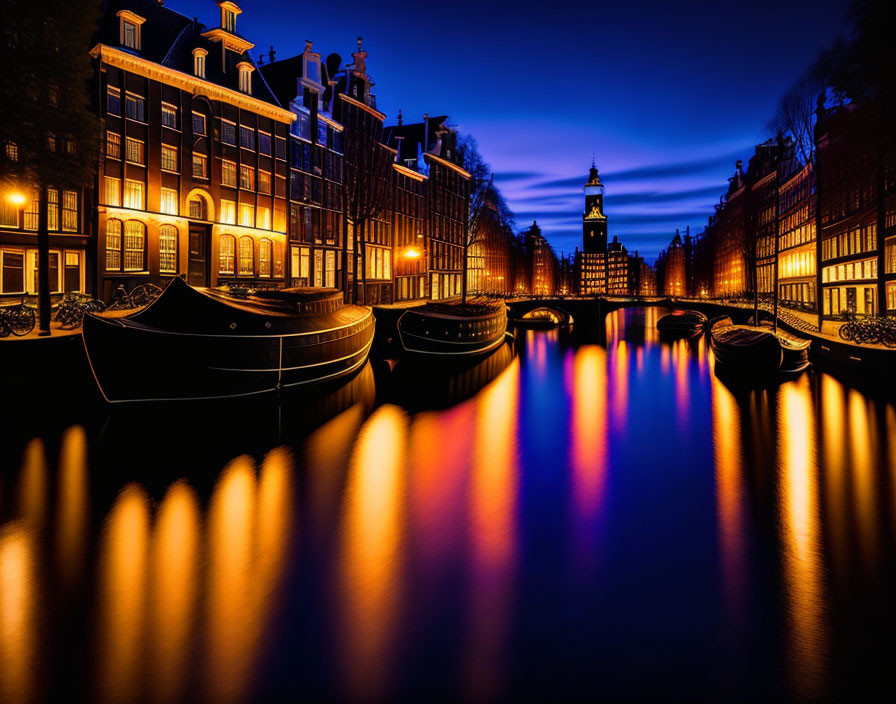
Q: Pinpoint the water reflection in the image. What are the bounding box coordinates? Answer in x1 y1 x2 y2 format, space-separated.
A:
339 405 408 701
777 378 827 699
3 308 896 702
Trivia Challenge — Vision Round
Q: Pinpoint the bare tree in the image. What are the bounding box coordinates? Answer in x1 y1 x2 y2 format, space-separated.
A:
767 67 827 165
341 122 393 303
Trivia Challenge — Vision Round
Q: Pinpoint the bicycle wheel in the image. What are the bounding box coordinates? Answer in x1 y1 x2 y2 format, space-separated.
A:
0 317 9 338
10 307 35 336
838 323 852 341
883 329 896 348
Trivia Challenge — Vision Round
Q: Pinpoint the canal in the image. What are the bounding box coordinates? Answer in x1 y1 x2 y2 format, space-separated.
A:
1 307 895 702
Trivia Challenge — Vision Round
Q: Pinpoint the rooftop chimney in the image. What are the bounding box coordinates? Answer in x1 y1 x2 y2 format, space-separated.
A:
397 108 403 126
269 46 276 63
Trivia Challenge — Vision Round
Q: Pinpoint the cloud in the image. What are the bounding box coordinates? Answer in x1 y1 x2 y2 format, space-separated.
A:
604 185 724 207
493 171 544 182
603 150 743 183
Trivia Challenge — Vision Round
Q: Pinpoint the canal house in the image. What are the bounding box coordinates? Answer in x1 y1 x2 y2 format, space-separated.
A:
91 0 294 300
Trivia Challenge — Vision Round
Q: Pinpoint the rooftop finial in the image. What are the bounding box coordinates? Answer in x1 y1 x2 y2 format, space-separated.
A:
397 108 403 126
591 152 595 169
357 36 363 53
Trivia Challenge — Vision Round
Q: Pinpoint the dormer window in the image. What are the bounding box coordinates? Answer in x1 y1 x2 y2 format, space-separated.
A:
116 11 145 51
193 48 208 79
237 62 254 94
219 2 242 33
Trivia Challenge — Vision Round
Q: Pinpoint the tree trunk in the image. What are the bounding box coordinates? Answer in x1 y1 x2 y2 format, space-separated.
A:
37 183 51 335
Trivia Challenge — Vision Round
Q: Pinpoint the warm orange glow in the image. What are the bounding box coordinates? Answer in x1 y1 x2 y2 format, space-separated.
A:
205 456 258 704
148 480 199 704
674 338 688 422
0 524 36 704
613 340 629 426
465 357 520 700
821 374 849 586
570 346 607 528
96 484 151 704
848 390 878 574
56 426 88 592
339 405 408 700
19 440 47 535
401 246 422 259
778 378 827 699
711 373 745 627
5 191 26 207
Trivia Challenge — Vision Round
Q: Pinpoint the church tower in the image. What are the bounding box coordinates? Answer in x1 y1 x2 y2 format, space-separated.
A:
582 159 607 254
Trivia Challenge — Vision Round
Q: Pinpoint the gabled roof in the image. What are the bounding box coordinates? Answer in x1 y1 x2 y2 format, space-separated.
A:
95 0 282 108
384 115 450 164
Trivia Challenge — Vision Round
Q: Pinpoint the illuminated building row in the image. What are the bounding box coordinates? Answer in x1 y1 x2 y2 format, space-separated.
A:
0 0 471 306
687 108 896 322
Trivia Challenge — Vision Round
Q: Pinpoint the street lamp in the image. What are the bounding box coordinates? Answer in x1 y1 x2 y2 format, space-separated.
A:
6 191 26 207
402 246 422 260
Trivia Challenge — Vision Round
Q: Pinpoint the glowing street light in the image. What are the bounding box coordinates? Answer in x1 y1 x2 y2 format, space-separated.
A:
6 191 26 207
402 247 422 260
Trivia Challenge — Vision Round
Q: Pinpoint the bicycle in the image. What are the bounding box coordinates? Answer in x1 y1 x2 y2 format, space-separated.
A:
0 297 36 337
53 292 105 329
106 283 163 311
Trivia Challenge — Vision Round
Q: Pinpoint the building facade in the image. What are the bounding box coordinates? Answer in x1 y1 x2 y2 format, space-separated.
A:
92 0 293 301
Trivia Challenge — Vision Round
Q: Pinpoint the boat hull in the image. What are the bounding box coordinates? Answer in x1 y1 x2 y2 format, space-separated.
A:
83 310 374 403
657 310 707 337
398 306 508 357
710 323 783 378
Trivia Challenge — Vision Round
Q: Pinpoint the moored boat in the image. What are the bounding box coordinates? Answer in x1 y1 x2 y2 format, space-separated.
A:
82 277 374 403
657 309 707 337
709 316 811 378
397 300 508 357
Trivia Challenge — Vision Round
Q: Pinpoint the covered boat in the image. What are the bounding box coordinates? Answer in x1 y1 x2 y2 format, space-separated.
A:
656 309 707 337
397 300 508 357
709 316 810 378
82 277 374 403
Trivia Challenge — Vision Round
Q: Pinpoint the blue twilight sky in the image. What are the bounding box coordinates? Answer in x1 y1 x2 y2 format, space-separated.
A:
174 0 850 261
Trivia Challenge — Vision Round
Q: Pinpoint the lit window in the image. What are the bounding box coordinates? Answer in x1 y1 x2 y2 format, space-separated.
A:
161 144 178 172
5 141 18 161
238 63 253 94
107 86 121 115
219 235 235 274
160 187 178 215
123 179 144 209
239 203 254 227
123 221 145 271
222 160 237 187
106 220 122 271
117 11 146 51
62 191 78 232
239 125 254 150
220 200 236 224
221 120 237 145
238 236 254 275
22 191 39 230
159 225 178 273
125 93 145 122
192 112 206 136
192 153 207 179
259 238 272 277
188 196 206 220
223 9 236 32
106 132 121 159
104 177 121 206
161 103 178 129
239 164 254 190
257 206 271 230
125 137 144 165
48 189 59 231
258 170 271 194
193 49 207 79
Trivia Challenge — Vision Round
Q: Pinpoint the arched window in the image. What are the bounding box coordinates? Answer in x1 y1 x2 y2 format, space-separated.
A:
106 219 122 271
219 235 235 275
237 62 253 94
159 225 178 274
259 238 272 277
238 236 254 276
188 194 207 220
123 221 145 271
193 48 207 79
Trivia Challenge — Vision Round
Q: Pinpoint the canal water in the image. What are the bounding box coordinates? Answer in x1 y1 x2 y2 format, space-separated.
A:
2 307 896 703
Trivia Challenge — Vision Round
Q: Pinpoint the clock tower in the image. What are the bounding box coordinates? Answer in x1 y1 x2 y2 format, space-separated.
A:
582 159 607 254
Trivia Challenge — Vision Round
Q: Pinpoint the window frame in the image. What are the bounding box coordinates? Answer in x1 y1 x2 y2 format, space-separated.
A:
159 224 178 274
160 187 179 216
238 236 254 276
161 102 179 130
219 234 236 275
161 144 179 173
